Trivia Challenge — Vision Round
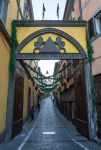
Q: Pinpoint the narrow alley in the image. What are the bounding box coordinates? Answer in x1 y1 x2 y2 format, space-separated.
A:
1 0 101 149
0 96 101 150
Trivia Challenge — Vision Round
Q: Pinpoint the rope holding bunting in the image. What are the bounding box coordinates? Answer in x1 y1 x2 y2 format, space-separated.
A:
25 62 71 93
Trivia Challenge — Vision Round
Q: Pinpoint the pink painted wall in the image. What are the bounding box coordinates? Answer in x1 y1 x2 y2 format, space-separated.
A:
81 0 101 75
74 0 80 20
82 0 101 20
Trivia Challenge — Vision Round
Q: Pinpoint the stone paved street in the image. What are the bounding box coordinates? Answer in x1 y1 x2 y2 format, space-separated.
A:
0 96 101 150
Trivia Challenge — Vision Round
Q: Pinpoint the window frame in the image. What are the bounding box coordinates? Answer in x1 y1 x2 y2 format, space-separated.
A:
88 17 96 39
94 11 101 35
88 10 101 40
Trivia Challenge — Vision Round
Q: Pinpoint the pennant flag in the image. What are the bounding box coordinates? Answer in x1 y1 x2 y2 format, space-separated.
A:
57 3 60 20
42 3 46 20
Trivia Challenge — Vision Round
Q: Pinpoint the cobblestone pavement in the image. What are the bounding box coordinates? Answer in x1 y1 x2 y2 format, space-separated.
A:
0 96 101 150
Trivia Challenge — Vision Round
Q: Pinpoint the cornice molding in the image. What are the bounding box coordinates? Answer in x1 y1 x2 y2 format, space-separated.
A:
14 20 86 27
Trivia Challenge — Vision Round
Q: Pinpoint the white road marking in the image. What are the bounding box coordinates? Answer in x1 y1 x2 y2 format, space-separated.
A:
17 111 42 150
72 139 89 150
43 132 55 135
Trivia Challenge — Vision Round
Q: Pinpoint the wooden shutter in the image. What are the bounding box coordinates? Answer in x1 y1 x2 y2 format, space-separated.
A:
88 18 95 38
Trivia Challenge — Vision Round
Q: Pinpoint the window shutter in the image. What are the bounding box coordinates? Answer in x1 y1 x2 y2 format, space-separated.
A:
88 18 95 39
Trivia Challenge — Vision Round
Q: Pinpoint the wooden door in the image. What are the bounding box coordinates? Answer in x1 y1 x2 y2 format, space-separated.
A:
94 74 101 138
12 63 24 138
74 63 89 137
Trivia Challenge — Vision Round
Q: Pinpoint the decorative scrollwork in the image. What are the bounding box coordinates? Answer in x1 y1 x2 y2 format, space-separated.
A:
33 37 44 53
55 37 66 53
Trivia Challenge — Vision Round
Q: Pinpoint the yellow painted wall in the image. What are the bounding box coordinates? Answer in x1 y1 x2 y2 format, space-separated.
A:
0 32 10 133
16 26 87 54
33 89 38 106
23 59 38 119
28 79 33 107
23 74 28 120
23 73 38 120
6 0 18 35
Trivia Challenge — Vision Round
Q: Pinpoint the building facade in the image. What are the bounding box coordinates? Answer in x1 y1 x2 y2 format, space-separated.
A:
53 58 89 137
53 60 75 121
0 0 39 142
63 0 101 138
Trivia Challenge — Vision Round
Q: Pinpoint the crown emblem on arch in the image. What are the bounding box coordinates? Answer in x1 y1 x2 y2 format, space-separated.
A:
33 36 66 53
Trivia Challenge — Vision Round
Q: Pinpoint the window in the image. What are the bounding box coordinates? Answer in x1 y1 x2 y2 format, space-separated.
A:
0 0 8 25
95 12 101 34
88 10 101 39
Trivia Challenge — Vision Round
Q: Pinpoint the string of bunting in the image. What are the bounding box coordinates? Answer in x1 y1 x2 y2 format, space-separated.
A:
25 62 70 79
37 79 60 87
25 62 71 92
